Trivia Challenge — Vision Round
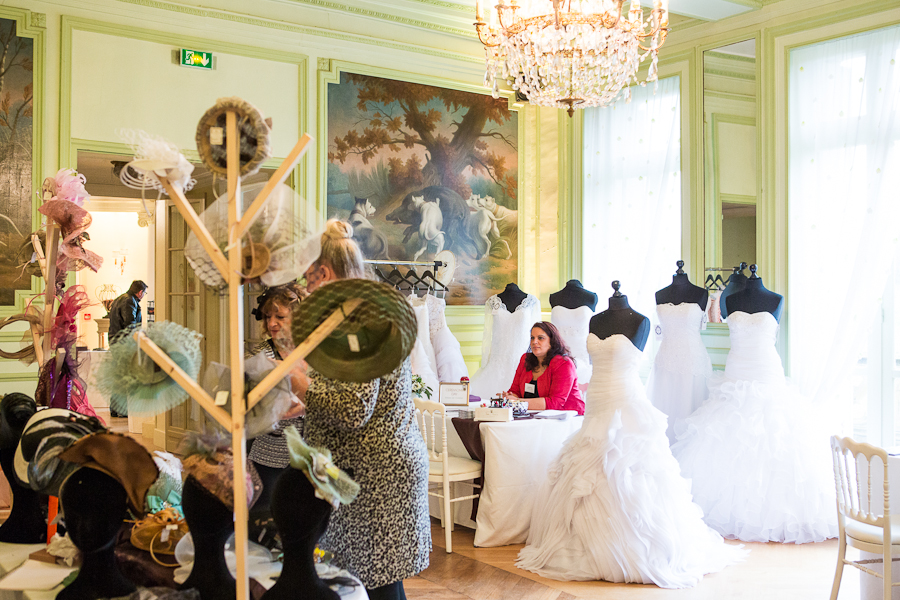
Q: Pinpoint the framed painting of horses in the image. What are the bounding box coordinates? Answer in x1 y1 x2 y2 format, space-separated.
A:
323 66 520 306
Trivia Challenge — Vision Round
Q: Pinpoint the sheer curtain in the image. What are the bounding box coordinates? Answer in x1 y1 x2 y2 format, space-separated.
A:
582 76 682 321
788 26 900 419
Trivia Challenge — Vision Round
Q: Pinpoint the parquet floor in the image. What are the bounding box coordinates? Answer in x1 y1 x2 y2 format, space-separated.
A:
406 521 862 600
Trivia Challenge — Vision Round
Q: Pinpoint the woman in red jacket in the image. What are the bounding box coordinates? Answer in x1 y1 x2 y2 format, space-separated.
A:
502 322 585 415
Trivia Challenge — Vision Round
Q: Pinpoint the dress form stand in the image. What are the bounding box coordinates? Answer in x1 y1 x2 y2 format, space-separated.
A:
497 283 527 312
260 470 339 600
180 476 236 600
57 468 135 600
549 280 598 311
655 261 708 310
718 263 748 320
589 282 650 351
722 265 785 322
0 394 44 543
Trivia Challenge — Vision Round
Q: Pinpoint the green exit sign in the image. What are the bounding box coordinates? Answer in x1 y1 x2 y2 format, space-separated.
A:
180 49 213 69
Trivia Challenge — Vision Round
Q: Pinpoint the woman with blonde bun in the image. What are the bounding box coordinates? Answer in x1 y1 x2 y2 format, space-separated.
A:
303 219 368 291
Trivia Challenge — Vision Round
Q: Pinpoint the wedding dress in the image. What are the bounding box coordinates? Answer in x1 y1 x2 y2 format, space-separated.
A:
424 294 468 383
646 303 712 444
408 296 440 395
469 294 541 399
550 305 593 386
671 311 838 544
516 334 745 588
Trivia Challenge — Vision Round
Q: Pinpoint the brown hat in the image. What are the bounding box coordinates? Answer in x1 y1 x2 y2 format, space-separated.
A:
291 279 417 382
58 432 159 516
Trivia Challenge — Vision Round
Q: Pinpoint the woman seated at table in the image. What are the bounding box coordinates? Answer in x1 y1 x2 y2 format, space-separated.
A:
501 322 584 415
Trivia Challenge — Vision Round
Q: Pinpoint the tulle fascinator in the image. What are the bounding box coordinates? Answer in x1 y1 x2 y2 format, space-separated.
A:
284 426 359 509
37 170 103 274
0 393 37 450
183 182 322 289
59 432 160 516
14 408 107 496
201 352 295 440
179 434 260 511
195 97 271 178
0 310 43 363
118 130 196 195
94 321 203 416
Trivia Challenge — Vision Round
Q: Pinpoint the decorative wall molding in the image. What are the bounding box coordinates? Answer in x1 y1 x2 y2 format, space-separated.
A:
111 0 483 63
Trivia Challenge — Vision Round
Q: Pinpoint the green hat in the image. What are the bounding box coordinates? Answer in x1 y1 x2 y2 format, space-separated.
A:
284 426 359 508
291 279 417 383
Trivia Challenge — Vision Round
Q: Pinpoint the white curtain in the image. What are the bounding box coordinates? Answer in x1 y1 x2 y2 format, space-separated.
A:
788 25 900 414
582 76 682 321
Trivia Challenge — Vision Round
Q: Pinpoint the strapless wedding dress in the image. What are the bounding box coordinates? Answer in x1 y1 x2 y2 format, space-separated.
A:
672 311 838 544
469 294 541 398
516 333 746 588
646 303 712 444
550 305 593 385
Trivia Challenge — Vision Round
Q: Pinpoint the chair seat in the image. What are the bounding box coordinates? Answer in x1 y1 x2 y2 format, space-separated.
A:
429 456 482 478
846 515 900 545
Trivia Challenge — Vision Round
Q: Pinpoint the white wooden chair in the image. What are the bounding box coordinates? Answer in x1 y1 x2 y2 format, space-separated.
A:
831 435 900 600
414 398 482 553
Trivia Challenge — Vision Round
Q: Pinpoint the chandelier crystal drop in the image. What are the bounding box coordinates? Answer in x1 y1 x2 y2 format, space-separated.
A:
475 0 669 116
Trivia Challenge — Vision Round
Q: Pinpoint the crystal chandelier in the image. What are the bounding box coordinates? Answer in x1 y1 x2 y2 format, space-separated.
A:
475 0 669 116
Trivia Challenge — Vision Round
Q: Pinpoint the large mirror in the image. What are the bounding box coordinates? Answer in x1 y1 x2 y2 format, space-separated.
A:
703 39 757 279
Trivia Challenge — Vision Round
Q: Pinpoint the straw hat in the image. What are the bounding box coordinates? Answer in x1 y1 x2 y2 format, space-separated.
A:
290 279 417 383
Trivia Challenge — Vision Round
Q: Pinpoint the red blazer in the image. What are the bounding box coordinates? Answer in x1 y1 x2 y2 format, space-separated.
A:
507 354 585 415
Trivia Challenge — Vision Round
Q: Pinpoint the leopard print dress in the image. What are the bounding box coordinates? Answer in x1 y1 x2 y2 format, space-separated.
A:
303 358 431 588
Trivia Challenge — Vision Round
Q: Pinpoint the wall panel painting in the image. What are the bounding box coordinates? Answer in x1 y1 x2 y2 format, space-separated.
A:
326 71 518 305
0 17 33 306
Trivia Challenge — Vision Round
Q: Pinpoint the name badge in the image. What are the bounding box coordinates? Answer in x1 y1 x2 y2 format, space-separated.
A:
524 383 535 394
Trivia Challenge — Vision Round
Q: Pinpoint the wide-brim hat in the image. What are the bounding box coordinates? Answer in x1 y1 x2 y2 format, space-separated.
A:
291 279 417 383
14 408 107 495
58 432 159 516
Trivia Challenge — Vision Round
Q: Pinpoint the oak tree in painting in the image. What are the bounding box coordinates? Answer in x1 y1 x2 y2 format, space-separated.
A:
327 72 518 305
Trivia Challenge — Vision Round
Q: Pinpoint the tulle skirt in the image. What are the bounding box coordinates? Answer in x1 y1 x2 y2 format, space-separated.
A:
516 398 746 588
672 372 838 544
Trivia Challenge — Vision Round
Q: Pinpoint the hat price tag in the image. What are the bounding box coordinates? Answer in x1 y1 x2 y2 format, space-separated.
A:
209 127 224 146
215 390 229 406
346 334 360 353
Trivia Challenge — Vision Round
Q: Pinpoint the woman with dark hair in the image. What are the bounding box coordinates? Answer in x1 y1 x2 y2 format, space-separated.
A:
502 322 585 415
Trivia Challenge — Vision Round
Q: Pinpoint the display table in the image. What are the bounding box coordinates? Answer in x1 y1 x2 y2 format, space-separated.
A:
426 406 582 547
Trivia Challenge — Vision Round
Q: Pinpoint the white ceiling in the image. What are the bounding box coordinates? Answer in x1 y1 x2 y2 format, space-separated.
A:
438 0 759 22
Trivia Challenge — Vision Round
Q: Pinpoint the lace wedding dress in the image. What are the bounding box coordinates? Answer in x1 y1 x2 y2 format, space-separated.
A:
646 303 712 444
469 294 541 399
671 311 838 544
550 305 593 386
516 334 746 588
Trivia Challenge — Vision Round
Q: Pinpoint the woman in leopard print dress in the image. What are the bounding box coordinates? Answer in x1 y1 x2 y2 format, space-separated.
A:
303 358 431 600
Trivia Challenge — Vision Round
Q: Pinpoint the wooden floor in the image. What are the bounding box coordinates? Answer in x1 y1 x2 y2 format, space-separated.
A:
407 522 862 600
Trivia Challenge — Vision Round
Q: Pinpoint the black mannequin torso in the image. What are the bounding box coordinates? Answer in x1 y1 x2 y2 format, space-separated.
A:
721 265 785 322
0 393 44 544
719 263 748 320
550 280 598 311
261 469 340 600
58 468 135 600
497 283 528 312
179 476 236 600
655 261 708 311
589 282 651 351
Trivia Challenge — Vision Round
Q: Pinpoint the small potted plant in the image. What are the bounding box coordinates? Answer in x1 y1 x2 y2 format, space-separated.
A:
411 375 433 400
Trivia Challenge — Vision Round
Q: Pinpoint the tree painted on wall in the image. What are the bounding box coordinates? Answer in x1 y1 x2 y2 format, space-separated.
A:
0 18 33 305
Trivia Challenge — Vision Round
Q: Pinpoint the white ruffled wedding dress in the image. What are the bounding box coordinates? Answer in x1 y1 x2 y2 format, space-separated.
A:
671 311 838 544
646 303 712 444
469 294 541 399
516 333 746 588
550 305 593 386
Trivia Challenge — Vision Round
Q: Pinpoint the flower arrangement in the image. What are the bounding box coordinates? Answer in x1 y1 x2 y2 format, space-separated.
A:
411 375 433 400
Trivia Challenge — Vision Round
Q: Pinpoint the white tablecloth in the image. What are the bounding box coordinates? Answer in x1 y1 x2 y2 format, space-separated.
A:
427 408 583 547
0 543 60 600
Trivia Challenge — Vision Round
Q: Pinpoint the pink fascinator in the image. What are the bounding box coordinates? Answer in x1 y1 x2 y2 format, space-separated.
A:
37 171 103 275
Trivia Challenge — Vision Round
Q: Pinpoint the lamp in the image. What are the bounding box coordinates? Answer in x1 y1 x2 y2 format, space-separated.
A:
475 0 669 116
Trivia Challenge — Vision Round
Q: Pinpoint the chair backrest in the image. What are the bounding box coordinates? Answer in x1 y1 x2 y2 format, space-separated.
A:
414 398 448 463
831 435 890 529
